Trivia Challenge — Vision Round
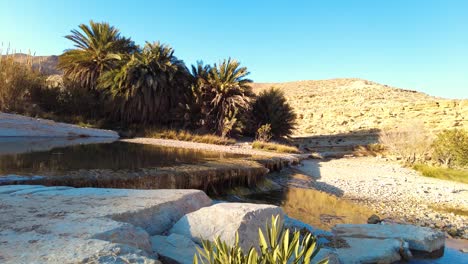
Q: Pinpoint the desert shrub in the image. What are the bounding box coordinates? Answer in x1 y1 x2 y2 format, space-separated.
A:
252 141 300 153
379 122 433 164
250 87 296 138
194 215 327 264
353 143 386 157
432 129 468 168
0 55 45 113
143 128 236 145
256 124 272 142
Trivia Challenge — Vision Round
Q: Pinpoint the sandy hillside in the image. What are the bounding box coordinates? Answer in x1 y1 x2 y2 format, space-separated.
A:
252 79 468 136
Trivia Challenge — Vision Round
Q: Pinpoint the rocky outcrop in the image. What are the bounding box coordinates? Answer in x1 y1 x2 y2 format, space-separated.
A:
0 112 119 138
252 78 468 136
0 185 211 263
170 203 285 251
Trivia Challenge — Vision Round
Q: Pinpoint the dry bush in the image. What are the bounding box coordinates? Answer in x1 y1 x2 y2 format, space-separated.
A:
0 55 45 113
379 121 433 164
251 141 300 153
144 128 236 145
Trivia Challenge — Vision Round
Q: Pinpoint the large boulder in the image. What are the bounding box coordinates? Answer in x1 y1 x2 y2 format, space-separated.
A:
170 203 284 251
0 185 211 263
0 112 119 138
332 224 445 256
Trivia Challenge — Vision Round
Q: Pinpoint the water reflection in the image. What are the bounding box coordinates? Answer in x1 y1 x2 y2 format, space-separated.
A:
242 187 375 230
0 141 245 176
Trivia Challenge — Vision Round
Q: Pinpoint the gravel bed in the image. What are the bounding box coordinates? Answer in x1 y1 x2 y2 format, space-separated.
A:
295 157 468 239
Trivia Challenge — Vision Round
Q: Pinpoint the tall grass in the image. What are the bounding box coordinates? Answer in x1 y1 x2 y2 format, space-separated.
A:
0 46 45 114
143 128 236 145
413 164 468 184
251 141 300 153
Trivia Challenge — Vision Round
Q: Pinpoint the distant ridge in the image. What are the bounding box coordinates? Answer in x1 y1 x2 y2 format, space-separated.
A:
1 53 60 75
252 79 468 136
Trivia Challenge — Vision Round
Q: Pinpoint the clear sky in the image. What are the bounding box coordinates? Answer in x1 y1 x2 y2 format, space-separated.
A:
1 0 467 98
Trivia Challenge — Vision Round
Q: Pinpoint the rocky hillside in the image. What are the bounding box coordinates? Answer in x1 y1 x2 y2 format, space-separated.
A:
252 79 468 136
1 53 60 75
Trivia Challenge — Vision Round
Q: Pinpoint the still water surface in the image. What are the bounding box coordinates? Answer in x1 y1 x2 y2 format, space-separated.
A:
0 141 245 176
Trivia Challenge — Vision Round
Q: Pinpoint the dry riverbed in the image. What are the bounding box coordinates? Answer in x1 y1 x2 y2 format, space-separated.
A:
292 157 468 240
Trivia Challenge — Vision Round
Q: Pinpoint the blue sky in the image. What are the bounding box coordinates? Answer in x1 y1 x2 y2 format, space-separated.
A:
1 0 467 98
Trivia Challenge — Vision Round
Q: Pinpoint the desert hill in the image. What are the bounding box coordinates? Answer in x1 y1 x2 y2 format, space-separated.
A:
1 53 60 75
5 54 467 137
252 79 468 136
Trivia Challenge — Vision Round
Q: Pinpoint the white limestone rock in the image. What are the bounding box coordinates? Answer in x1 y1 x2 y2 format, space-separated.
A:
0 112 119 138
170 202 285 251
151 234 199 264
334 237 405 264
0 185 211 264
332 224 445 254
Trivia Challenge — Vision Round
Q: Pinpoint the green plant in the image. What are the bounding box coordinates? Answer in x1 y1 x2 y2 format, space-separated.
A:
58 20 136 90
256 124 272 142
250 88 296 138
191 59 254 137
98 42 192 124
432 129 468 168
252 141 300 154
194 215 328 264
413 164 468 184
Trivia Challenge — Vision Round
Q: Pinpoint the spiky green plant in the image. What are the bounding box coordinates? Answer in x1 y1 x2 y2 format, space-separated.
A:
98 42 191 124
194 215 328 264
191 59 254 137
58 20 136 90
250 88 296 138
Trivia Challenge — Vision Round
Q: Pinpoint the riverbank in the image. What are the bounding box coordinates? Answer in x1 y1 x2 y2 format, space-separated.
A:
122 137 306 160
291 157 468 240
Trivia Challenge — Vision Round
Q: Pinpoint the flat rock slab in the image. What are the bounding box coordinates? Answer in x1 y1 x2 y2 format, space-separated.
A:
333 224 445 255
170 202 284 251
335 237 406 264
0 112 119 138
0 185 211 263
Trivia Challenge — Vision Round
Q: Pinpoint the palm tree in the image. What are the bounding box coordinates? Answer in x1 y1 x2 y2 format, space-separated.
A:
192 58 254 137
98 42 191 124
58 20 136 89
250 87 296 138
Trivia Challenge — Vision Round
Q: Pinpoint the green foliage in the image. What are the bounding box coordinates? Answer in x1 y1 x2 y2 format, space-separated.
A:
432 129 468 168
252 141 300 154
250 88 296 138
191 59 254 137
413 164 468 184
58 20 136 90
256 124 272 142
194 215 327 264
98 42 192 124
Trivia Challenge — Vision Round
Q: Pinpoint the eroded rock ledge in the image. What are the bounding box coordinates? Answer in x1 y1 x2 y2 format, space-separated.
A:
0 112 119 138
0 185 446 264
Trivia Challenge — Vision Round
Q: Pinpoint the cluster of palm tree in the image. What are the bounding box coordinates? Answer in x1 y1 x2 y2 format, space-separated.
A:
58 21 295 138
